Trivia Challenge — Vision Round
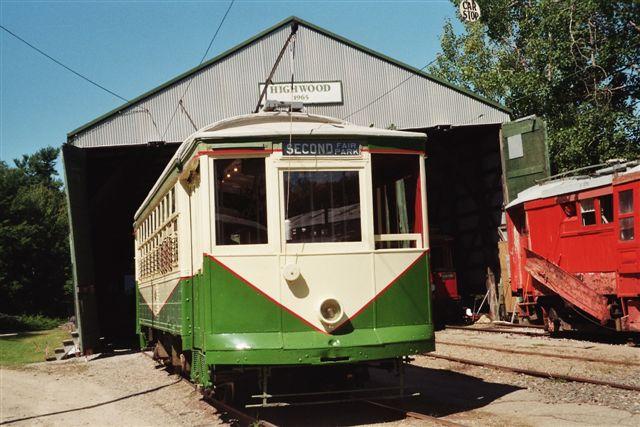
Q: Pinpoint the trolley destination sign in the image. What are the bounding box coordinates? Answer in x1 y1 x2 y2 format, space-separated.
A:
283 141 361 156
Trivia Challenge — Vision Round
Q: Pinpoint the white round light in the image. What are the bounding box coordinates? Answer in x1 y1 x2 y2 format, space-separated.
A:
282 263 300 281
319 298 343 325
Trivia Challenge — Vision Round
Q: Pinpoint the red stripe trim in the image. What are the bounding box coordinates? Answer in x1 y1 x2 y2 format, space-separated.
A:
205 254 331 335
367 148 424 155
139 277 186 317
196 148 273 157
141 251 428 334
338 251 427 327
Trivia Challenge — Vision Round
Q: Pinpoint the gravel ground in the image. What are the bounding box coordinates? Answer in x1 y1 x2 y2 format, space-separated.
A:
0 352 220 426
2 331 639 426
423 328 640 414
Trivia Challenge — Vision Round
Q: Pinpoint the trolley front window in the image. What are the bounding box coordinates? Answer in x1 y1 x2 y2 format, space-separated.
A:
371 154 421 249
283 171 361 243
214 158 268 245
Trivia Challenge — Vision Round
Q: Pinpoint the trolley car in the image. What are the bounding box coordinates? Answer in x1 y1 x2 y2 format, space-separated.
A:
506 160 640 333
133 104 434 405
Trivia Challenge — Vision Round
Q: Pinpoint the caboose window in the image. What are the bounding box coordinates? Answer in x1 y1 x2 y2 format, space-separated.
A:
283 171 361 243
580 198 596 226
599 195 613 224
620 190 634 214
214 158 268 245
620 217 635 241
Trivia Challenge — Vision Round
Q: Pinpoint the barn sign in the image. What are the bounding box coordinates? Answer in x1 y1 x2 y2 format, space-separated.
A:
259 81 343 104
283 141 360 156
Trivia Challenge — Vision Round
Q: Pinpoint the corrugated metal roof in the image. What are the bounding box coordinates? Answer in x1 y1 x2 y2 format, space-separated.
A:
506 163 640 209
67 16 510 148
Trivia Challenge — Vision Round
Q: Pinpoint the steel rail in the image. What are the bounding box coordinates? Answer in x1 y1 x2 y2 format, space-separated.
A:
427 354 640 392
445 325 548 337
436 340 640 367
491 321 546 330
140 351 276 427
364 400 466 427
201 390 278 427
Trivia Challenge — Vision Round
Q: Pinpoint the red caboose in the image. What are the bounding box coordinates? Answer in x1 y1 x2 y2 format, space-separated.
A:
506 161 639 333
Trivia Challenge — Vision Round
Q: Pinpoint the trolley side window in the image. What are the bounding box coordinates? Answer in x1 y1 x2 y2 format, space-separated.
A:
214 158 268 245
371 154 421 249
283 171 361 243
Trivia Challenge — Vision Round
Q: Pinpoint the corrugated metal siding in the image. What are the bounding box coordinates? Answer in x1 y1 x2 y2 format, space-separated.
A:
69 25 509 148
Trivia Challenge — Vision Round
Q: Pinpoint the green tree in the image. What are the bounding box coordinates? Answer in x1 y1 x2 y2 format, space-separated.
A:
430 0 640 172
0 147 72 317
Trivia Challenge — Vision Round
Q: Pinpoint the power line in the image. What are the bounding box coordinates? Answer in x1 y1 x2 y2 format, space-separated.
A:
0 24 129 103
161 0 235 140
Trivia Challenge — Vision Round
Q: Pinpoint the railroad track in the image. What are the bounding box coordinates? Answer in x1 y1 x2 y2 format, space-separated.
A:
364 400 466 426
491 321 546 330
141 351 460 426
437 340 640 367
445 325 549 337
140 351 273 426
427 353 640 392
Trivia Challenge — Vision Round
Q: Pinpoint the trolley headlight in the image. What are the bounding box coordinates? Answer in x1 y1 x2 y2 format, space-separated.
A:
319 298 343 326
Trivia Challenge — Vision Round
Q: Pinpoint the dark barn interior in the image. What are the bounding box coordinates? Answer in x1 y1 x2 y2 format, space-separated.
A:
423 125 504 305
64 143 179 349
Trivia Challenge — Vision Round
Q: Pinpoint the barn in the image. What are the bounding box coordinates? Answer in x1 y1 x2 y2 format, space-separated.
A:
63 16 547 352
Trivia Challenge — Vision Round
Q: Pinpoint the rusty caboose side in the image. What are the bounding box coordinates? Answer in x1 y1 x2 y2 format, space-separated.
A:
506 161 639 333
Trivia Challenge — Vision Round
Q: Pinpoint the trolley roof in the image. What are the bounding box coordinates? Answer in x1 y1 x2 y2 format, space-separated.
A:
134 111 426 221
506 161 640 209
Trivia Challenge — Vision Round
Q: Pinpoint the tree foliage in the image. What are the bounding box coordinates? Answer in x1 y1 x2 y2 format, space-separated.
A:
0 147 72 317
429 0 640 172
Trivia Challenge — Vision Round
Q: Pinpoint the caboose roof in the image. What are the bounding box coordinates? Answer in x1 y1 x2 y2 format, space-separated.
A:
134 111 426 221
506 162 640 209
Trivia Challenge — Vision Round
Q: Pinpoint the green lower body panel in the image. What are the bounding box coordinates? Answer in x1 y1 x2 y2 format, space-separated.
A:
205 336 434 366
139 252 434 384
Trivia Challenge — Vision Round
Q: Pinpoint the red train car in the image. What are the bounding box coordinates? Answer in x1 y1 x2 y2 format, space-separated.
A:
506 161 639 333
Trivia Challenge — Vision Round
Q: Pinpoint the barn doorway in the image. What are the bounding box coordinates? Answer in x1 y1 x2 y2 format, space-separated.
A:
64 143 179 351
420 124 505 323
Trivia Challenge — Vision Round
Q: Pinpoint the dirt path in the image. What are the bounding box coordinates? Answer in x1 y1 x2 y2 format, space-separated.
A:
2 341 639 426
0 353 220 426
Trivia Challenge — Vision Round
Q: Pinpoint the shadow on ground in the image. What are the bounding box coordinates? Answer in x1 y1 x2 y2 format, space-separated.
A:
247 364 522 426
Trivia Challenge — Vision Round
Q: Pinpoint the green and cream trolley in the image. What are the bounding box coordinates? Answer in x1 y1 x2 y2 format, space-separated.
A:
134 106 434 404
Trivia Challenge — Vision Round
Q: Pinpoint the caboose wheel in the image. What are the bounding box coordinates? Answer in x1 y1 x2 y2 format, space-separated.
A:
545 307 561 334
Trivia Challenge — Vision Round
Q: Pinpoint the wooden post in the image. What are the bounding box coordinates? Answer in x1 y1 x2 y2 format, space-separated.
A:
486 267 498 321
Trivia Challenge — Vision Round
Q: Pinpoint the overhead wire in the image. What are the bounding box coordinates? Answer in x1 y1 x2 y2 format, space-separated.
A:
341 56 440 121
0 24 128 103
160 0 235 140
0 23 166 140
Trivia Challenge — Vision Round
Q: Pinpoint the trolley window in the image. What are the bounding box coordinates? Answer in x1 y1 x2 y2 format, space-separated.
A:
214 158 268 245
371 154 421 249
283 171 361 243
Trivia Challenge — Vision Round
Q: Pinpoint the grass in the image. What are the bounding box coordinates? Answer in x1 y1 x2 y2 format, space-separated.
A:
0 313 67 333
0 328 71 366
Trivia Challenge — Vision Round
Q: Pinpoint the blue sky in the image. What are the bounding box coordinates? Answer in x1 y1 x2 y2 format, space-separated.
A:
0 0 459 171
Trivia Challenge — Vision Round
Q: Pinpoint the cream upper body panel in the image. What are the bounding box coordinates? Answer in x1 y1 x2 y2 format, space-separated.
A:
134 111 426 222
